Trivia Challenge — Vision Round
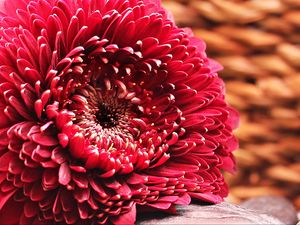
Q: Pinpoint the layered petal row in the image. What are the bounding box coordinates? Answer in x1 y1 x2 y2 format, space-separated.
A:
0 0 239 224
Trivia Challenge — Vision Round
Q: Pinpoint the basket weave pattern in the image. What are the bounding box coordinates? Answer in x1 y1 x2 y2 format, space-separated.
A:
163 0 300 209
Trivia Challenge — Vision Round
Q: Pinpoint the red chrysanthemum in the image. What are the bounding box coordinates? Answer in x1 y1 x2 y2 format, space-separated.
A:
0 0 239 224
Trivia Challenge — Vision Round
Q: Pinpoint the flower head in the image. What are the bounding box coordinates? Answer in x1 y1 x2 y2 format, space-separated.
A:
0 0 239 224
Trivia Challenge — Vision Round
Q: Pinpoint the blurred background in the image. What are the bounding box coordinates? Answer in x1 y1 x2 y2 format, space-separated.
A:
162 0 300 210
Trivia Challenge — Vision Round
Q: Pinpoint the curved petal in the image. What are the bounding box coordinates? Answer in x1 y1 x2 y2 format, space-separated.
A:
0 196 23 224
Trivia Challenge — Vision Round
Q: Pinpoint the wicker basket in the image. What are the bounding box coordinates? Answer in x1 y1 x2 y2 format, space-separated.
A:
163 0 300 209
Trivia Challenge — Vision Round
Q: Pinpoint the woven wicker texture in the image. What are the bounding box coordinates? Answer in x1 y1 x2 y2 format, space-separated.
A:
162 0 300 209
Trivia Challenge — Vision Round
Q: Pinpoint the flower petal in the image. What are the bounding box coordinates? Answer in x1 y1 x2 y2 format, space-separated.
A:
0 189 17 210
58 162 71 186
111 203 136 225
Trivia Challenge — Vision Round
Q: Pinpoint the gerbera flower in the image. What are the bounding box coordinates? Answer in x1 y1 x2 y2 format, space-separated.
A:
0 0 239 224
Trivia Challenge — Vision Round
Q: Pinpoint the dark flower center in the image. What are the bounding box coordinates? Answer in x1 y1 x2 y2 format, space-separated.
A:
96 102 119 128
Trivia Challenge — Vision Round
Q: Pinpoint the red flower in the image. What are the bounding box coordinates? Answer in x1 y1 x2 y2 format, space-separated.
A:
0 0 239 224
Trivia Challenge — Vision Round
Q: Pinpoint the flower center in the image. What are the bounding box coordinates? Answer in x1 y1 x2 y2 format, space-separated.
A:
96 102 119 128
70 83 133 143
54 46 162 173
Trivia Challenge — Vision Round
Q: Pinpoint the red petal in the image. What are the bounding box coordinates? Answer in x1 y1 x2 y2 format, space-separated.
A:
103 178 121 190
0 198 24 224
72 173 88 189
89 179 109 198
220 154 236 174
111 203 136 225
226 106 240 129
0 172 6 184
149 153 170 168
0 152 14 172
69 165 86 173
1 181 15 192
0 189 17 210
34 99 43 120
175 193 191 205
63 211 78 224
31 132 58 146
24 201 38 218
21 167 41 183
58 133 69 148
20 212 34 225
60 189 74 212
98 169 116 178
58 162 71 185
0 128 9 145
8 157 23 174
157 196 178 203
117 181 131 196
126 173 147 184
55 110 74 130
146 201 172 210
8 96 32 120
77 202 88 219
30 182 47 201
34 145 52 158
208 58 223 73
53 190 62 214
51 147 67 164
85 152 99 169
42 169 59 190
73 188 90 203
69 133 85 158
21 141 36 157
